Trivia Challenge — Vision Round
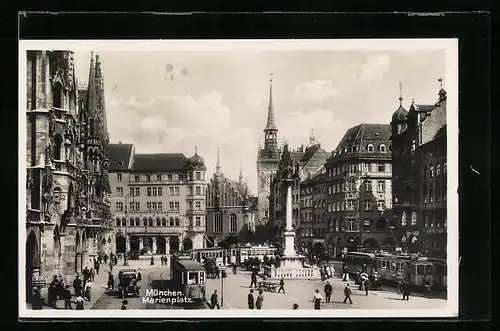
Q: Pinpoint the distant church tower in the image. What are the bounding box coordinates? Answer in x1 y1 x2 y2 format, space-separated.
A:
256 74 281 224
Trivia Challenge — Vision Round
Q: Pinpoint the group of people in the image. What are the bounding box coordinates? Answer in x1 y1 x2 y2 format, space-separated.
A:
320 264 335 281
160 255 169 266
247 289 264 309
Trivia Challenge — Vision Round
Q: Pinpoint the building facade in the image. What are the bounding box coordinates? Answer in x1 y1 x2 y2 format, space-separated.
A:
390 84 447 258
323 124 394 258
25 51 111 302
205 149 258 247
298 167 328 255
108 145 207 254
256 78 281 224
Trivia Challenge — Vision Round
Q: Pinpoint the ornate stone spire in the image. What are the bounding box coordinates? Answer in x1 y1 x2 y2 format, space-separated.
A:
215 146 221 175
399 81 403 105
239 157 243 185
264 73 277 131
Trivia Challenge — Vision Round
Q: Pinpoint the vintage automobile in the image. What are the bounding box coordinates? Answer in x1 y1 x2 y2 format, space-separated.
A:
118 269 140 298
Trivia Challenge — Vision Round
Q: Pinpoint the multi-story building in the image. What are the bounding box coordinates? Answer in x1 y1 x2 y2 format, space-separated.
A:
298 167 328 254
323 123 393 259
256 77 281 224
108 145 207 254
25 51 111 302
269 139 330 233
390 83 447 257
205 149 258 247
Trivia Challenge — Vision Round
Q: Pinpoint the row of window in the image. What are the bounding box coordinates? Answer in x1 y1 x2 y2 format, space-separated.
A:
424 161 447 178
298 227 327 237
115 201 190 212
332 143 388 157
326 162 391 177
113 216 204 227
300 213 326 223
212 213 238 233
116 171 205 183
115 185 205 197
424 214 447 228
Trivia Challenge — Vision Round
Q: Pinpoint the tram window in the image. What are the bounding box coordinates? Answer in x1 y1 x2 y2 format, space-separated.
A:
417 265 425 275
182 272 188 285
188 272 199 285
391 262 396 271
396 263 400 271
218 252 222 258
425 265 433 275
400 263 406 272
199 272 205 284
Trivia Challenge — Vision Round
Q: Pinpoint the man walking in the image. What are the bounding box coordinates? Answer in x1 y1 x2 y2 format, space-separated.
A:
247 289 255 309
250 272 258 288
72 275 82 297
324 281 333 303
278 277 285 294
210 290 220 309
63 285 72 310
402 280 411 301
255 290 264 310
343 283 353 304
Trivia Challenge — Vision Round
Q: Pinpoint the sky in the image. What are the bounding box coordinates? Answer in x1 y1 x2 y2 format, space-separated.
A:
73 48 446 194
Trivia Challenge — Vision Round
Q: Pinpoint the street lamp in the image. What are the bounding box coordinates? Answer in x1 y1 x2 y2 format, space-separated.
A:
221 266 224 308
123 193 131 266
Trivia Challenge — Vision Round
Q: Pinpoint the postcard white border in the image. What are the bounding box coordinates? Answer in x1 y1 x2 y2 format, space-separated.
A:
18 39 459 319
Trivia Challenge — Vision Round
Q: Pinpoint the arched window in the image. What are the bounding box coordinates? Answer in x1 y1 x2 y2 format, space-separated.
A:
175 218 180 226
54 134 63 160
380 144 387 153
410 211 417 226
214 212 223 233
135 217 140 226
148 217 154 227
115 217 121 227
367 144 374 152
52 82 63 108
121 217 126 227
161 217 167 227
67 183 74 210
129 218 134 227
156 217 161 226
169 217 174 227
142 217 147 227
230 214 237 233
401 211 408 226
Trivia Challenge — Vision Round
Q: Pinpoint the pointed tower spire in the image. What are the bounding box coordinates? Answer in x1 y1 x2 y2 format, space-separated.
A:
310 128 316 145
239 157 243 185
215 146 221 175
264 73 277 131
399 82 403 105
87 51 97 117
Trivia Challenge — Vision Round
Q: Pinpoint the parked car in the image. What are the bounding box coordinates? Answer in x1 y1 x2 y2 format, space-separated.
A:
118 269 140 298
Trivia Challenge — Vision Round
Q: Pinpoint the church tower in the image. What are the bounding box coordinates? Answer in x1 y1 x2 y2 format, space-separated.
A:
256 75 281 224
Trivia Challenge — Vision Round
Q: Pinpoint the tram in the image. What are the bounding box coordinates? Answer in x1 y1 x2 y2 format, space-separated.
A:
343 252 377 275
188 247 227 265
169 253 207 306
228 245 276 265
375 254 439 287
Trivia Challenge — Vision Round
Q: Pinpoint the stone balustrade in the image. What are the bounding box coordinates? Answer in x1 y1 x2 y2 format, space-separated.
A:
267 266 321 280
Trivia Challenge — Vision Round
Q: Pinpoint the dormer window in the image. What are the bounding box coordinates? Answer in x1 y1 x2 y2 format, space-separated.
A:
380 144 387 153
367 144 374 152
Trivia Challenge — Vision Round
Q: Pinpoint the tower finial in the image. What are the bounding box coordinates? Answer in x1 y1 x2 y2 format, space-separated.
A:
195 145 198 155
438 77 443 89
310 128 316 145
216 146 221 174
264 73 277 131
399 82 403 104
239 157 243 185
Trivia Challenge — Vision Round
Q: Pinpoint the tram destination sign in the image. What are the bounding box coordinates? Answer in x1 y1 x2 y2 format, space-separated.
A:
33 275 48 287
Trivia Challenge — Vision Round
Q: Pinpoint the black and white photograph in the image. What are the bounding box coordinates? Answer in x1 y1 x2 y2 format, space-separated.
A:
19 39 458 318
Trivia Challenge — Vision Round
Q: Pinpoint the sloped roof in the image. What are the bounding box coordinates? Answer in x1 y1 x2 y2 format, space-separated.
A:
132 153 188 173
109 144 133 171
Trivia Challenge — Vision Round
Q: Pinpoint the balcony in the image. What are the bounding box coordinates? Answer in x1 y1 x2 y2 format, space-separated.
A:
422 227 447 235
186 209 206 216
185 223 205 233
186 193 205 200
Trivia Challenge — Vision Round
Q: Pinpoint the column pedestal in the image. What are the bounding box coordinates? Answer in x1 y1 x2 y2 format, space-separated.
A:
152 237 157 254
165 239 170 254
139 238 144 251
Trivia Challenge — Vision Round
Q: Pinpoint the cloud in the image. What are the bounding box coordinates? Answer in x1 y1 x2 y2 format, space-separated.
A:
359 54 391 82
293 79 341 102
278 108 343 151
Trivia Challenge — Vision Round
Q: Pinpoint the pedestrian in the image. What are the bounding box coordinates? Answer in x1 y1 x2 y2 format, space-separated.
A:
31 288 43 310
343 283 353 304
103 253 108 264
342 265 349 281
75 295 85 310
292 303 299 310
364 277 370 296
83 266 90 282
57 275 64 299
402 280 411 301
84 279 93 301
121 299 128 310
90 268 96 282
72 275 82 297
312 289 323 310
95 260 100 275
278 277 285 294
324 265 329 279
247 289 255 309
98 255 102 265
250 272 258 288
48 275 59 308
324 281 333 303
320 268 325 281
210 290 220 309
63 285 73 310
137 268 142 282
161 256 164 266
107 272 115 290
255 290 264 310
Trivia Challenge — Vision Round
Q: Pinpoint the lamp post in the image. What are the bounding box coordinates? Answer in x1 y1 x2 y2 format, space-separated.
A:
123 193 130 266
221 266 224 307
